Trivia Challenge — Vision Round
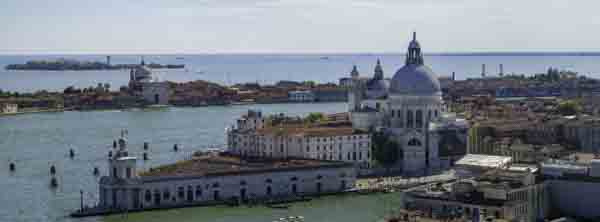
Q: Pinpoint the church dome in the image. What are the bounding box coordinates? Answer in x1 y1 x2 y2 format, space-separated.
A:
390 32 441 96
390 64 440 95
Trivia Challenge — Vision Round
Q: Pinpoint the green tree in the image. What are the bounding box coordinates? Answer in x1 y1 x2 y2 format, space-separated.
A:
305 112 325 123
556 100 581 116
372 132 400 173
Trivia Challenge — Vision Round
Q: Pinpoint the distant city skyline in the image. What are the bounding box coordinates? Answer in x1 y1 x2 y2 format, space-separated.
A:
2 0 600 54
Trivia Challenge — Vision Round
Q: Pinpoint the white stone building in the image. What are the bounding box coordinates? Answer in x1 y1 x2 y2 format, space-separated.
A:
0 103 18 114
346 32 468 175
129 60 170 105
98 133 356 212
227 110 372 167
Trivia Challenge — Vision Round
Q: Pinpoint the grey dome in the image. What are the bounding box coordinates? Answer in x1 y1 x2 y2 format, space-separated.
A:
390 64 441 95
365 79 389 99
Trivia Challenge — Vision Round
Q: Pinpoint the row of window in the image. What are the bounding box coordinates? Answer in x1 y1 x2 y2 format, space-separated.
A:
259 135 370 143
314 151 369 162
390 109 439 128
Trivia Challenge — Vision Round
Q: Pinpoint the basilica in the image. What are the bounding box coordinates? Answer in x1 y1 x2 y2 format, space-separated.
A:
347 33 468 175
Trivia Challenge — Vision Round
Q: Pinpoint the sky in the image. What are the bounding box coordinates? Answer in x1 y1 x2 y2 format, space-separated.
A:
1 0 600 54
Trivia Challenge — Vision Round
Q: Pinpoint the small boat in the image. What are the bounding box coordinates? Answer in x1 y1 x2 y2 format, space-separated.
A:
267 204 290 210
176 57 185 60
320 56 330 60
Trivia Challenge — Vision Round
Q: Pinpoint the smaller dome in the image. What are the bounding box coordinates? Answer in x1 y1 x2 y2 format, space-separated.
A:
365 79 389 99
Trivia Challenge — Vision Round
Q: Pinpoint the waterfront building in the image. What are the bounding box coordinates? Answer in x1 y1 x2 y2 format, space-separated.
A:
98 132 356 212
539 154 600 219
404 168 549 222
128 60 170 105
288 90 315 102
0 103 18 114
346 33 468 174
227 110 372 167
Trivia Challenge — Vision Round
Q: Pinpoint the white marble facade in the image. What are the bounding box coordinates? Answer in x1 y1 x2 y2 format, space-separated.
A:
348 33 467 174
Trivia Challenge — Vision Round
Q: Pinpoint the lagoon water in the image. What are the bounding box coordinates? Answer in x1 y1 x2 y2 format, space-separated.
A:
0 102 412 222
2 53 600 221
2 54 600 92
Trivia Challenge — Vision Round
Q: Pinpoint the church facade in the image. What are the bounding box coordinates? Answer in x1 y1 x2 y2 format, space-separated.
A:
128 60 170 105
347 33 468 175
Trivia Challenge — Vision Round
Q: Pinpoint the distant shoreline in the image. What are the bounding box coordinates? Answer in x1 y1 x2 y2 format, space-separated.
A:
2 52 600 57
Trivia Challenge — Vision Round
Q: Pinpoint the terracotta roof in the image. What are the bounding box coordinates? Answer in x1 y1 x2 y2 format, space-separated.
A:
256 126 363 137
139 154 351 179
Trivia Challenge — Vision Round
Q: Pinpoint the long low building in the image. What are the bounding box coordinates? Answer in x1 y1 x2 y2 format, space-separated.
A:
97 135 357 212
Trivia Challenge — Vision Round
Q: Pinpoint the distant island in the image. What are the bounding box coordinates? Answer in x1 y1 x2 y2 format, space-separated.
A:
5 58 184 71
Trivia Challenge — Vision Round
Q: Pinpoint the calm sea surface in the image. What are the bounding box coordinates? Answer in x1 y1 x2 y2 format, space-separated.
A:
1 54 600 92
0 102 412 222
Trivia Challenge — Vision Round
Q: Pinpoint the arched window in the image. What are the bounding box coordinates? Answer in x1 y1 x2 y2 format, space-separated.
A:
391 109 395 117
398 110 404 127
163 189 170 200
145 190 152 202
428 110 432 121
240 180 247 186
195 185 202 199
416 110 423 128
154 190 161 205
113 167 118 178
212 182 220 188
406 110 413 128
408 138 422 146
266 186 272 195
187 186 194 202
178 187 185 199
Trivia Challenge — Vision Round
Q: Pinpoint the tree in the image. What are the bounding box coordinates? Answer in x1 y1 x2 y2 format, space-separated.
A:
371 132 400 174
305 112 325 123
556 100 582 116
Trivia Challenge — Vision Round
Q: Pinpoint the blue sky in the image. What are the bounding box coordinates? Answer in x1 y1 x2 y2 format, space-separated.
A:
1 0 599 54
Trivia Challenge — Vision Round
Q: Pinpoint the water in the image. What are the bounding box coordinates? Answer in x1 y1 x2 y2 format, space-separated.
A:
0 102 412 222
2 54 600 92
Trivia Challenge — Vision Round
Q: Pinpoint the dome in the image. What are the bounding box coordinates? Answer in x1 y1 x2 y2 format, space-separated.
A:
389 32 441 96
365 79 389 99
390 64 441 95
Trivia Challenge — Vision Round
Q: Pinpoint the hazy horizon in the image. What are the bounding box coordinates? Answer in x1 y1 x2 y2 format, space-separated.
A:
3 0 600 54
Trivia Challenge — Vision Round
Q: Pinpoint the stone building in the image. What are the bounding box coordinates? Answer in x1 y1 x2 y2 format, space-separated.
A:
346 33 468 174
128 60 170 105
404 168 549 222
98 133 356 212
227 110 372 167
0 103 18 114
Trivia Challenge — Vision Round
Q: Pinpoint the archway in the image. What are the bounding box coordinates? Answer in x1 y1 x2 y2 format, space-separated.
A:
187 186 194 202
213 190 220 201
153 190 161 206
154 94 160 104
240 188 247 202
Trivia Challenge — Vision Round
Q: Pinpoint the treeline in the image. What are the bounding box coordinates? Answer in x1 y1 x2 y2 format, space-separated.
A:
5 59 184 71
